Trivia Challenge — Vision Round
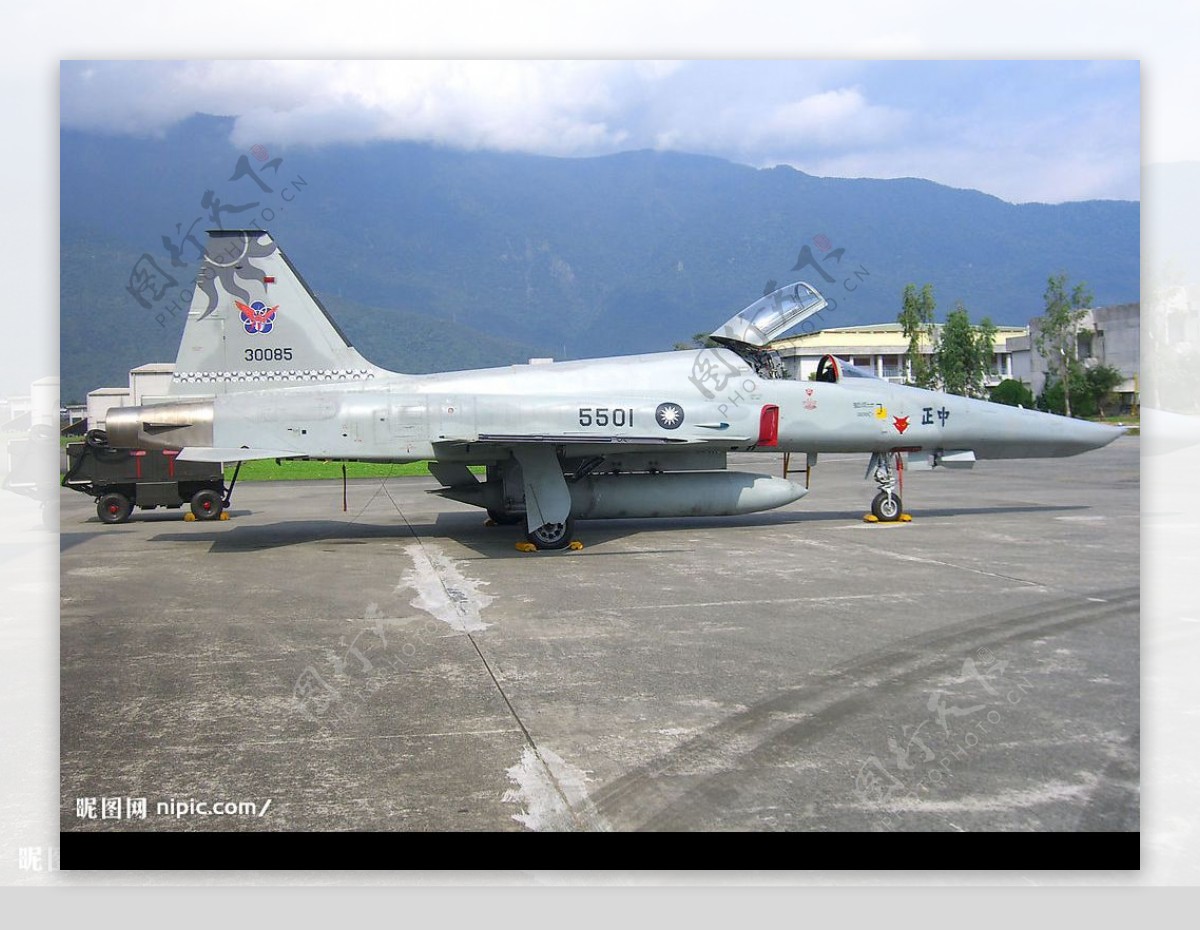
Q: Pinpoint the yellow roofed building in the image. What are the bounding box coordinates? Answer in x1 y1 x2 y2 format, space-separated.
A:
769 322 1029 386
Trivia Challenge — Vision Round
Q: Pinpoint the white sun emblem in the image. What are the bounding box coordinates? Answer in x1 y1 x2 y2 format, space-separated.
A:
656 402 684 429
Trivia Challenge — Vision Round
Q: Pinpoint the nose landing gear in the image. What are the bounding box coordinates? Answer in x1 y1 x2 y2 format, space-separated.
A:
867 451 904 523
871 489 902 521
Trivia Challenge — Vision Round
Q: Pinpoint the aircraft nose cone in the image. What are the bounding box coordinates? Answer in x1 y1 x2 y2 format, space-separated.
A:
1063 417 1126 452
976 405 1128 459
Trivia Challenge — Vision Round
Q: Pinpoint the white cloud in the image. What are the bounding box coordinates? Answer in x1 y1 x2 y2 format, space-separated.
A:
754 88 909 150
62 60 680 155
644 84 910 162
59 60 1139 203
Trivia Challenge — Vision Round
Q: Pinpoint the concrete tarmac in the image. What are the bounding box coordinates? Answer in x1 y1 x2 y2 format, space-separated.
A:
60 437 1139 832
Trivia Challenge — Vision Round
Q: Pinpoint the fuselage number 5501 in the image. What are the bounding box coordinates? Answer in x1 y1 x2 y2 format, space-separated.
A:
579 407 634 428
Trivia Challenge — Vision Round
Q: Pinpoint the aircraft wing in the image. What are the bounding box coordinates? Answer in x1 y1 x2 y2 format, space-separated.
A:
176 447 306 463
473 433 695 444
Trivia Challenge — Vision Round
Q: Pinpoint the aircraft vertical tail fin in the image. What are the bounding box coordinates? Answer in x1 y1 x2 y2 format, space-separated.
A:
169 230 380 395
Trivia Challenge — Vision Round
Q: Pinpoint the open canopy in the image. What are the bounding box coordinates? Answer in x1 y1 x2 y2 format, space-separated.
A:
710 281 828 348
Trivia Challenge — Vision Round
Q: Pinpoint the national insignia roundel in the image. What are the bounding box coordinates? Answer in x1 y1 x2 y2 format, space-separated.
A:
655 402 685 430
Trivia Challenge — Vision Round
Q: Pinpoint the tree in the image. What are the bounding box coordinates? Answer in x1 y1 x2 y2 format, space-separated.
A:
673 332 718 351
1035 274 1093 417
990 378 1034 408
935 303 996 397
898 283 937 388
1037 375 1068 415
976 316 998 389
1037 363 1124 417
1083 364 1125 417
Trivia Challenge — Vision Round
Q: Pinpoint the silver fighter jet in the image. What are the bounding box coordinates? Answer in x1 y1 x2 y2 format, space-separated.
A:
105 230 1123 548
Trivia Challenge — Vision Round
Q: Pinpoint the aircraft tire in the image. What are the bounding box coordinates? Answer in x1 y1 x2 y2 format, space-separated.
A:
487 508 523 526
527 519 573 550
190 489 224 521
97 492 133 525
871 490 902 522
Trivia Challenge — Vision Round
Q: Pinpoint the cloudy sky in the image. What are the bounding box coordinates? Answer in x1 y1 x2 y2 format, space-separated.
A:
60 60 1139 204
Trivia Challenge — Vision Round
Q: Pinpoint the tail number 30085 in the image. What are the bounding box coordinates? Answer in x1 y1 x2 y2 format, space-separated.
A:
244 347 294 362
578 407 634 427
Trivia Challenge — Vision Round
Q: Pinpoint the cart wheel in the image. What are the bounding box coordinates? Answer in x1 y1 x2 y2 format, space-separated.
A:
190 489 224 521
97 492 132 525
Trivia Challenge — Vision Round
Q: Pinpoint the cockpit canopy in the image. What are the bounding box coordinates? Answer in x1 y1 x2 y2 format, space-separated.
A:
711 281 828 348
814 354 881 383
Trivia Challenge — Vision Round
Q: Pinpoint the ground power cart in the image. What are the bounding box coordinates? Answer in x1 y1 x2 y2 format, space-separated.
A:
63 431 237 524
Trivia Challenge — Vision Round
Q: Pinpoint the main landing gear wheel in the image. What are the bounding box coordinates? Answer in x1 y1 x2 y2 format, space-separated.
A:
871 490 902 522
190 489 224 521
526 519 574 550
487 508 524 526
97 492 132 525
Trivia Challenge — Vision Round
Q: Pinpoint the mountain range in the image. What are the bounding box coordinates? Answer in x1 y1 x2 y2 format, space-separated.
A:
60 116 1139 403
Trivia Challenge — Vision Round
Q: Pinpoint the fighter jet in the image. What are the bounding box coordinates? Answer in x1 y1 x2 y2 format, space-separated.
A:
104 230 1123 548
